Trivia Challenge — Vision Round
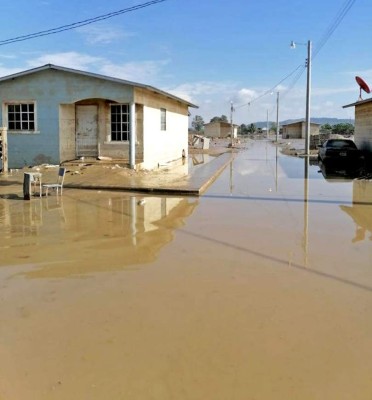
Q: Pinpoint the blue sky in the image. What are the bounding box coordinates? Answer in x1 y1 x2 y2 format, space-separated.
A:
0 0 371 124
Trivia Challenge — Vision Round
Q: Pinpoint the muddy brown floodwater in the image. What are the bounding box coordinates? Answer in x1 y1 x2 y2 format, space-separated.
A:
1 140 372 399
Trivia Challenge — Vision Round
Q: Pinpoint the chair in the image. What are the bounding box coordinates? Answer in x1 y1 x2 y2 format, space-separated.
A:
42 167 66 197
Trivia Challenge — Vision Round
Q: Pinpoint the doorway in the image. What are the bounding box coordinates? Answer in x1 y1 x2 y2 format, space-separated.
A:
76 105 98 157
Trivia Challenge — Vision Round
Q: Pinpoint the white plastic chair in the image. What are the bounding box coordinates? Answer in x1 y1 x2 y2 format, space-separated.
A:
42 167 66 197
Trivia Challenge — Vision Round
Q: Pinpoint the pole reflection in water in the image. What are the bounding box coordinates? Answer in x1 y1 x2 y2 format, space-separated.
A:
303 156 309 267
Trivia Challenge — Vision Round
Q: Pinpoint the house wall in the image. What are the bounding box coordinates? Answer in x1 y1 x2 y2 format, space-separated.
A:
135 88 189 169
282 122 320 139
354 103 372 153
0 69 134 168
204 122 236 138
204 123 221 138
59 104 76 161
283 123 302 139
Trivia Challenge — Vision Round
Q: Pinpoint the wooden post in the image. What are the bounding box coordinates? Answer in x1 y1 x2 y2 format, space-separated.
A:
23 173 31 200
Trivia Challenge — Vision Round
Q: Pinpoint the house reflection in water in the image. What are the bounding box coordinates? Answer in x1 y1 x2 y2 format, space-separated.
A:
0 194 199 278
340 180 372 243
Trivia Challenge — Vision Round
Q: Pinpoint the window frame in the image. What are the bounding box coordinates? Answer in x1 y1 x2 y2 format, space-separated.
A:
4 101 37 133
160 108 167 131
110 103 130 142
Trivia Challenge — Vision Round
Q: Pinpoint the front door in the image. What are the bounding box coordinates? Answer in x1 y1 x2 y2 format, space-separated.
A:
76 105 98 157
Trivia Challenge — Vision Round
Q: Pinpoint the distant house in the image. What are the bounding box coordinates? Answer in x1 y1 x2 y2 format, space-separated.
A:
343 98 372 155
281 120 321 139
204 121 238 138
0 64 197 169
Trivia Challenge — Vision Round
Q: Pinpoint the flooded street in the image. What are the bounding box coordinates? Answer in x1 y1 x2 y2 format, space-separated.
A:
1 140 372 399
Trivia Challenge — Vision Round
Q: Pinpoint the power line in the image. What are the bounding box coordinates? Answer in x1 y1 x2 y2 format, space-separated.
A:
0 0 167 46
235 63 304 109
313 0 357 59
235 0 357 112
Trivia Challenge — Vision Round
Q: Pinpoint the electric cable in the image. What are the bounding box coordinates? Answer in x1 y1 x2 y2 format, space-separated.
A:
313 0 357 60
235 63 304 109
0 0 167 46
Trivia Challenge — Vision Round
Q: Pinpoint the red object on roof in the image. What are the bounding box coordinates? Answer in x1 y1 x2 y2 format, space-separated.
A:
355 76 371 94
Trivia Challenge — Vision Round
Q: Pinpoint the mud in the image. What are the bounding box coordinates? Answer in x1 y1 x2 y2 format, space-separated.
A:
1 140 372 399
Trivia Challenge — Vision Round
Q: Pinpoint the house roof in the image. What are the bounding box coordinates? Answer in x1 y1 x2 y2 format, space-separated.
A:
204 121 239 127
0 64 198 109
281 120 321 127
343 97 372 109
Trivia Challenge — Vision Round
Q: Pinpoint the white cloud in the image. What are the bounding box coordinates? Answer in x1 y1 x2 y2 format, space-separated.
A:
21 52 169 83
236 88 257 103
77 25 135 44
100 60 169 82
165 81 238 105
27 52 103 70
0 66 24 77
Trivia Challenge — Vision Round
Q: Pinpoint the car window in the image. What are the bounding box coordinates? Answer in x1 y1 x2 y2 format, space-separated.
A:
327 140 356 149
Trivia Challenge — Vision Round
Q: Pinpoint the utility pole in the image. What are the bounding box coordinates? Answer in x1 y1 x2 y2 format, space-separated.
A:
266 109 269 139
276 92 280 142
290 39 312 155
305 40 312 156
230 101 234 147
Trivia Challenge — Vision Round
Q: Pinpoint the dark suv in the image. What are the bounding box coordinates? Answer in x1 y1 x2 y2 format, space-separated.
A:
318 139 362 163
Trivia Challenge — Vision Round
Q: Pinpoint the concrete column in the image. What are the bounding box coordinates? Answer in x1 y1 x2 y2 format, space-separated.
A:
129 102 136 169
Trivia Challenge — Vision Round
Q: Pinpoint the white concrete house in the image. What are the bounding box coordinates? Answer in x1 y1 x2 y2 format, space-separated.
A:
0 64 197 169
343 98 372 155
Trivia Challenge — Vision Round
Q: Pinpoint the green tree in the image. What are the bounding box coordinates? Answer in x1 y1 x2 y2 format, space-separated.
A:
247 123 256 134
191 115 205 132
320 123 332 134
210 115 229 123
332 123 354 136
239 124 247 135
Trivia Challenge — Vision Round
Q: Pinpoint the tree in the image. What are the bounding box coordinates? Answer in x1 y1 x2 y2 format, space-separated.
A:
247 123 256 134
191 115 204 132
210 115 229 123
331 123 354 136
239 124 247 135
320 123 332 134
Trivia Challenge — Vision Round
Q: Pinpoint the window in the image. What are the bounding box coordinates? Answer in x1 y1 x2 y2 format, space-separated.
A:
7 103 35 132
160 108 166 131
111 104 130 141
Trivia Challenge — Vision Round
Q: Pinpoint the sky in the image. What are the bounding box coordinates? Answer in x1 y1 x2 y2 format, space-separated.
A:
0 0 371 124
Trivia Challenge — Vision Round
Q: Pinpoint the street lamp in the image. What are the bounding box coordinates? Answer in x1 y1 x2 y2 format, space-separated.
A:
291 40 312 156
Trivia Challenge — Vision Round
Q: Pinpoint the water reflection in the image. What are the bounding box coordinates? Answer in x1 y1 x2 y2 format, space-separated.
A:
0 193 199 277
340 179 372 243
318 159 365 181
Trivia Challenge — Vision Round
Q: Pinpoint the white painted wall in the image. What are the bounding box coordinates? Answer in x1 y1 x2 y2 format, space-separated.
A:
142 106 188 169
355 103 372 153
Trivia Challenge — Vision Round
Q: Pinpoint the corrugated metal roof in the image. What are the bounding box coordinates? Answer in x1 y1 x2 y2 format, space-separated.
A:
281 120 321 126
343 97 372 109
0 64 198 108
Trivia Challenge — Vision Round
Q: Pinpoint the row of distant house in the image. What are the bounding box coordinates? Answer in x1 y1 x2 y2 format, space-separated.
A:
204 113 372 156
203 120 321 139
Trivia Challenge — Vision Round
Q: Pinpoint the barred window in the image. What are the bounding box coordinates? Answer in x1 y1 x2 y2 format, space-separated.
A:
8 103 35 131
160 108 166 131
111 104 130 141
